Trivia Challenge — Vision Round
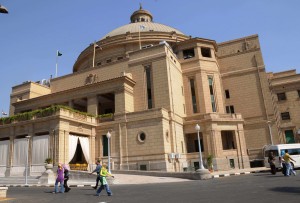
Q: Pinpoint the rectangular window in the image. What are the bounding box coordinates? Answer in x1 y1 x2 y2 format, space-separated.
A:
102 135 108 156
117 56 123 60
190 78 198 113
201 47 212 58
225 90 230 99
221 131 236 150
208 77 216 112
145 66 153 109
281 112 290 120
183 48 195 59
298 90 300 98
226 105 235 114
277 92 286 101
106 59 112 63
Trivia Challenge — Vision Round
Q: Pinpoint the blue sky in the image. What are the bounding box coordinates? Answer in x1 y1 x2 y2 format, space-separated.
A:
0 0 299 115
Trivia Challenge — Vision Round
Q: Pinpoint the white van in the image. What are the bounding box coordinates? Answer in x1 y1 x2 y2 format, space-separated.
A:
263 144 300 169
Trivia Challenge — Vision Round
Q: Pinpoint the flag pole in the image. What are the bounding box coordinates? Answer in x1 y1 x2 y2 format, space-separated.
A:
56 50 58 78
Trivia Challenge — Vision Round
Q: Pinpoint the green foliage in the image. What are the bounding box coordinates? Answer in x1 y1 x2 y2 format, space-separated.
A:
207 154 213 167
45 157 53 164
0 105 96 125
98 113 113 118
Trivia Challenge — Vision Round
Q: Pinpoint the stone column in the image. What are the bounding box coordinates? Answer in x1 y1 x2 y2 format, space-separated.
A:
5 127 15 177
27 124 34 176
62 130 69 164
68 100 74 109
236 124 250 168
55 129 66 165
89 128 96 171
87 95 98 116
114 84 134 114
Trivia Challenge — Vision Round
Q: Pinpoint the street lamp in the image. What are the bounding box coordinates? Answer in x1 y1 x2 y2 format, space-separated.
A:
106 131 111 173
25 136 31 186
195 124 204 170
267 121 274 145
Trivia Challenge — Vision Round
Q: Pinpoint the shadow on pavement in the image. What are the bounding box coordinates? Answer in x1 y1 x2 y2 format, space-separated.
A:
270 187 300 194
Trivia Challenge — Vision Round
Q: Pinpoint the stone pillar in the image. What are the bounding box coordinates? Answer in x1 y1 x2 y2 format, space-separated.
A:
114 84 134 114
27 124 34 176
236 124 250 168
5 127 14 177
49 129 55 164
62 130 69 165
210 130 222 158
55 129 66 164
89 128 96 171
87 95 98 116
68 100 74 109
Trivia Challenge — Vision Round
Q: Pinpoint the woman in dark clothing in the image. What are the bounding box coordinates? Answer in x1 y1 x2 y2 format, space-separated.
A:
63 164 71 192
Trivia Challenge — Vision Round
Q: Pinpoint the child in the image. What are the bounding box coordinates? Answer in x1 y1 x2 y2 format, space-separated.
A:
53 163 64 193
95 163 114 196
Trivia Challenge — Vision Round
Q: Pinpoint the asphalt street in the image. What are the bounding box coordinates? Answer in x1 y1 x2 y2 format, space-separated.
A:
2 172 300 203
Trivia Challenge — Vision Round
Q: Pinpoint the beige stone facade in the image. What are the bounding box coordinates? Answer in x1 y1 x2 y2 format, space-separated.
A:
0 6 299 176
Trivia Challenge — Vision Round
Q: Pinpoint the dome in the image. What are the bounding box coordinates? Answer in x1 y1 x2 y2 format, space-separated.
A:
101 4 185 39
101 22 185 39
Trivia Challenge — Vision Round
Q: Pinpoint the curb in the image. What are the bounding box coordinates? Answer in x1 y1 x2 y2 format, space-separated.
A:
212 170 268 178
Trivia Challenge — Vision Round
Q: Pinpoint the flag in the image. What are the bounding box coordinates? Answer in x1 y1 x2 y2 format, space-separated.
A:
57 51 62 56
2 110 7 115
140 25 146 30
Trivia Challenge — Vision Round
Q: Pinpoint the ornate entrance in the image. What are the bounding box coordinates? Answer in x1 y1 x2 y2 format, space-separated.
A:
68 134 90 171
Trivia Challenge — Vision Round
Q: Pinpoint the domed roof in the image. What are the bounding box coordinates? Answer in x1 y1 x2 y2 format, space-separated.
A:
102 22 185 39
101 4 185 39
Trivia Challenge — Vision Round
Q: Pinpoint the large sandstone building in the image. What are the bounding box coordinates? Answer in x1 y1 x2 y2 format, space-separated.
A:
0 6 299 176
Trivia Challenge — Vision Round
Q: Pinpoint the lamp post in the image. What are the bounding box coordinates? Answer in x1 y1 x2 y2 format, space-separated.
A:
25 136 31 186
267 121 274 145
195 124 204 170
106 131 111 173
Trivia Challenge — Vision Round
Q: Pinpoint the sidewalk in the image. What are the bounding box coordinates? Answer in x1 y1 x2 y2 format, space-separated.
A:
0 167 270 187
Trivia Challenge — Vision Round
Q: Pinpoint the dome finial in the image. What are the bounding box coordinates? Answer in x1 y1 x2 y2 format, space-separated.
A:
139 3 142 10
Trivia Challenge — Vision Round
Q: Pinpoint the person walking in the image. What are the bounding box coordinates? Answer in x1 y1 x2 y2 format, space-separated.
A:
95 163 114 197
90 160 102 189
268 151 276 175
63 164 71 192
283 149 296 176
53 163 65 193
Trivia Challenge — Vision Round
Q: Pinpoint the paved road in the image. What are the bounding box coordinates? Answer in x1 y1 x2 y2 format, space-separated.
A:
2 172 300 203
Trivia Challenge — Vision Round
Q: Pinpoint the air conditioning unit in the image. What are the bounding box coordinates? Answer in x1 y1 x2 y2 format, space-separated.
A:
168 153 175 159
175 153 181 159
